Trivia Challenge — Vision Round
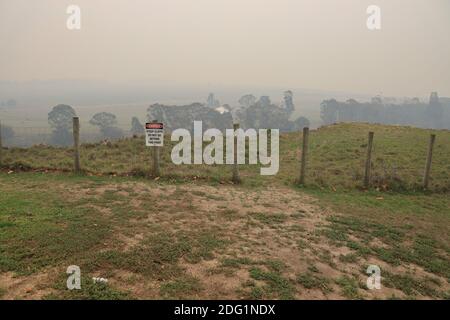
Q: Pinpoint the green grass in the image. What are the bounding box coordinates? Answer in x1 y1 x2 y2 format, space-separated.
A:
47 275 130 300
297 272 333 293
0 169 448 299
335 276 362 299
339 253 359 264
383 272 441 298
0 177 111 275
249 285 265 300
0 172 229 299
2 123 450 191
183 231 227 263
221 259 294 299
220 257 255 268
0 123 449 299
160 277 202 299
92 234 190 278
250 212 288 225
307 188 450 281
249 267 295 300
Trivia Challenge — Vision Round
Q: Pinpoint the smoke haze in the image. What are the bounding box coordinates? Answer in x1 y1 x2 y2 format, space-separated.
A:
1 0 449 97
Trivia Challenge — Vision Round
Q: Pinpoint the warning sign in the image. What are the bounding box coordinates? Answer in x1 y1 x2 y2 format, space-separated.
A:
145 122 164 146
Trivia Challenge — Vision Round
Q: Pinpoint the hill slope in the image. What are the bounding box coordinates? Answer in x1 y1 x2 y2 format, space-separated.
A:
2 123 450 191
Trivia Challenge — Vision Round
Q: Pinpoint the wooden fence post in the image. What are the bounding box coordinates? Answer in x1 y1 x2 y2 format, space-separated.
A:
363 131 374 188
0 120 3 167
232 123 241 184
73 117 81 173
423 134 436 189
298 127 309 185
152 120 161 177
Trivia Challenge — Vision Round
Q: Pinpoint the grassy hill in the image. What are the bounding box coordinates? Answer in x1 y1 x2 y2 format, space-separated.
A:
0 123 449 300
2 123 450 191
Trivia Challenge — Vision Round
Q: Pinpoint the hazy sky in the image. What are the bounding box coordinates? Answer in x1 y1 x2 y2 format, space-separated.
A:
1 0 449 97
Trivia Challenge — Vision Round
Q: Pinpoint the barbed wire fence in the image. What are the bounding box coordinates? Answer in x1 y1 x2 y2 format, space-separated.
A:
0 117 444 191
0 124 136 148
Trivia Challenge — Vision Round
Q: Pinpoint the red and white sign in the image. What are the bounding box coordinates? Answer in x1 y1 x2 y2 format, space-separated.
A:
145 122 164 146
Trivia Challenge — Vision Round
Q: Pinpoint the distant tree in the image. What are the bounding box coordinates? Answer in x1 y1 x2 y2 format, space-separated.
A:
90 112 123 139
258 96 271 108
281 90 295 113
6 99 17 107
320 99 339 125
130 117 144 136
292 116 310 131
206 93 220 108
340 99 360 122
90 112 117 128
319 95 444 129
371 96 383 105
426 92 444 128
48 104 77 146
238 94 256 108
0 125 15 143
48 104 76 130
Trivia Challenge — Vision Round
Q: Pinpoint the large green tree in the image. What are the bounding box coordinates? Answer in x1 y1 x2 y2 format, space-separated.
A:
90 112 123 139
48 104 77 146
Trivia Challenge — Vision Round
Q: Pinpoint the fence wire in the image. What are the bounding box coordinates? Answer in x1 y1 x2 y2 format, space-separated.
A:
0 125 135 148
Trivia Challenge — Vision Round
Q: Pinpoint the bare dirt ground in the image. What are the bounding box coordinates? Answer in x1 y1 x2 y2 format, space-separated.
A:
1 178 448 300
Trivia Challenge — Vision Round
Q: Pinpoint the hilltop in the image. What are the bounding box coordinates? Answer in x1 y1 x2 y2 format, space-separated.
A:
2 123 450 191
0 123 449 299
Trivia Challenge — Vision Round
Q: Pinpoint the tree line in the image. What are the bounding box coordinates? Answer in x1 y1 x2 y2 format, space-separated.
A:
320 92 449 129
45 104 146 146
1 104 145 146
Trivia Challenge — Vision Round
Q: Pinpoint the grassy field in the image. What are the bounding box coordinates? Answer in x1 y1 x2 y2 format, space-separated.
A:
2 123 450 191
0 123 449 299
